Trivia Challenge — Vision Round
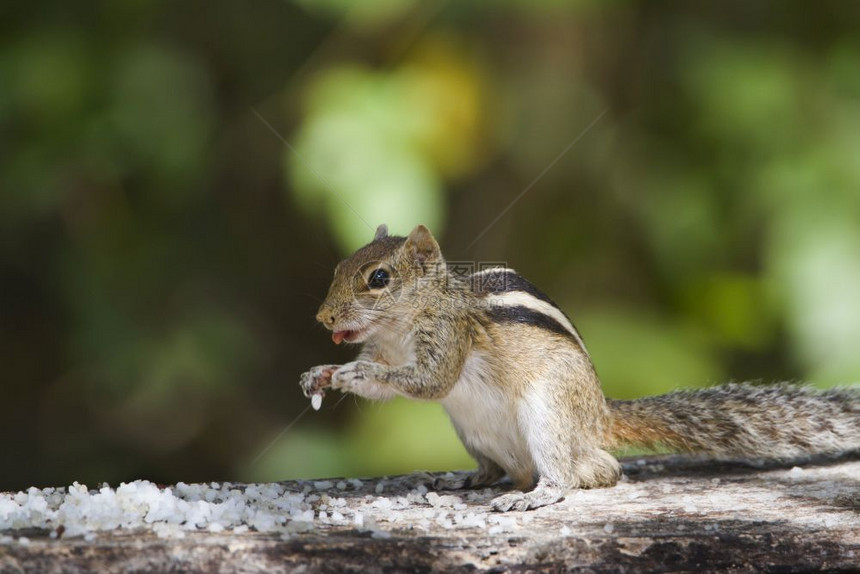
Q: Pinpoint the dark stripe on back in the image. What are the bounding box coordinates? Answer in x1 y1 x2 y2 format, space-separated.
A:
478 267 585 351
486 305 578 342
471 269 560 308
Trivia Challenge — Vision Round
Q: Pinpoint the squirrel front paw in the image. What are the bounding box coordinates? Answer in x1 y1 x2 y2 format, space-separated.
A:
331 361 375 393
299 364 340 398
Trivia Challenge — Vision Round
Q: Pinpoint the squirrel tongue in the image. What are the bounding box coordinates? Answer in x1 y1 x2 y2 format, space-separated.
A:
332 331 347 345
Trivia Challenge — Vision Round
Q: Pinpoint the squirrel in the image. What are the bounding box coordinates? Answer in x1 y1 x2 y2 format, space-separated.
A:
300 224 860 512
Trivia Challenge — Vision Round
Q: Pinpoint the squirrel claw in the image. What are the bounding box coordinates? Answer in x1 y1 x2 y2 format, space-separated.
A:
300 364 340 398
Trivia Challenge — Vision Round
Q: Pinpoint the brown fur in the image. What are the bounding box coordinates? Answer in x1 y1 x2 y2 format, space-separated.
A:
301 224 860 512
608 384 860 459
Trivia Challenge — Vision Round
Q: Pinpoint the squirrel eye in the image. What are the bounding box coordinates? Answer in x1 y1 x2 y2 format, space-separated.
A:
367 268 390 289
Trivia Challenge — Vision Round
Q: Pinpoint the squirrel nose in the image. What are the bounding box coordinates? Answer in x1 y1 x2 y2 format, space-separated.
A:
316 309 336 327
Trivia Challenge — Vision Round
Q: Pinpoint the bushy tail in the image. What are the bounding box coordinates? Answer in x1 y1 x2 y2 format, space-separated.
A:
607 383 860 459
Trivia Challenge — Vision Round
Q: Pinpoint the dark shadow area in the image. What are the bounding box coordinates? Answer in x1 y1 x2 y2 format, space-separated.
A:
620 450 860 480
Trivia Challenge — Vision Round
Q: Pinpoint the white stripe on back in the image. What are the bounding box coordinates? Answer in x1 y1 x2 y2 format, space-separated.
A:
484 290 589 355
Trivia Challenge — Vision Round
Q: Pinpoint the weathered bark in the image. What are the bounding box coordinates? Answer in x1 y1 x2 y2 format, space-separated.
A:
1 454 858 573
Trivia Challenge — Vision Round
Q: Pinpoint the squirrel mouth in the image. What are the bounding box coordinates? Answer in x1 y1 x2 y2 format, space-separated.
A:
332 329 364 344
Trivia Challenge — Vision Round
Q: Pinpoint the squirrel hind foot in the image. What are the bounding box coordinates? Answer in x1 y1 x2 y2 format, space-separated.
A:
433 465 505 491
432 475 470 491
569 448 623 489
490 452 622 511
491 483 566 512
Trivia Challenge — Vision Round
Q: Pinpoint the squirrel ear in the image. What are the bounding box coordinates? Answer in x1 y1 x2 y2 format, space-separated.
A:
373 224 389 241
404 224 440 265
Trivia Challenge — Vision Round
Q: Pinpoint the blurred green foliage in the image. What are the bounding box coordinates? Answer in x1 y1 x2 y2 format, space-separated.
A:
2 0 860 490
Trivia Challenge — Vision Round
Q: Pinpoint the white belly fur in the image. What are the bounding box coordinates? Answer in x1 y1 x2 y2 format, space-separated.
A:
440 351 532 475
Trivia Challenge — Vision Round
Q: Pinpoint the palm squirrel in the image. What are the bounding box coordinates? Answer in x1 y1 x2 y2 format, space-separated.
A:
300 224 860 512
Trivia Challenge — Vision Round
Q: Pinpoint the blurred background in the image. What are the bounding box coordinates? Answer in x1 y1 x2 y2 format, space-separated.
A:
3 0 860 491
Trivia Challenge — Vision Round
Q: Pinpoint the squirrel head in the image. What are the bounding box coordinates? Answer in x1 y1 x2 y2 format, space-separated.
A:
315 224 446 344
